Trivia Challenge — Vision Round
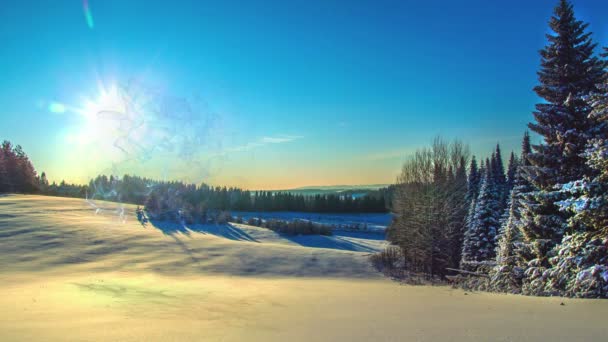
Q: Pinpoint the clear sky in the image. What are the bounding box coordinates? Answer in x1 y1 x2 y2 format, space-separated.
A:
1 0 607 189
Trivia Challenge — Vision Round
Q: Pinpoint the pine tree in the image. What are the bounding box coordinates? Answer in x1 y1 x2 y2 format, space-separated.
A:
1 141 15 192
521 131 531 167
39 172 49 193
492 145 506 187
520 0 605 267
0 152 7 193
506 152 519 193
492 190 524 293
460 167 502 269
546 65 608 298
460 197 477 268
466 156 481 203
491 144 508 208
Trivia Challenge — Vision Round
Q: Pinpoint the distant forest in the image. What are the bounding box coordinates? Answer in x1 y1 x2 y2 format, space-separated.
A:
0 144 390 214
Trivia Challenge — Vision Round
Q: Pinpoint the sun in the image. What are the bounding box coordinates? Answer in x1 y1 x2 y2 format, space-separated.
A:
64 84 126 145
79 84 125 122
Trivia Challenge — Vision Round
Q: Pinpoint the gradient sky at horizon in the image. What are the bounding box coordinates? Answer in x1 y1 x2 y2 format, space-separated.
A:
1 0 607 189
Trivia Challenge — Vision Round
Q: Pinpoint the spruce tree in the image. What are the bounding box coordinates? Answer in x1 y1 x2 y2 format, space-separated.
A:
460 197 477 269
506 152 519 193
466 156 480 203
520 0 605 267
0 153 7 193
546 65 608 298
460 167 501 269
521 131 531 167
492 145 506 187
492 190 524 293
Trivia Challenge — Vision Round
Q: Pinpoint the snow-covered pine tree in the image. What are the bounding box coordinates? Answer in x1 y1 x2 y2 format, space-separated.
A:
489 144 509 215
510 134 534 221
491 145 506 189
506 152 519 194
492 189 525 293
519 0 605 270
495 152 518 235
460 167 501 270
492 133 534 289
466 156 480 203
544 62 608 298
460 197 477 269
520 131 531 167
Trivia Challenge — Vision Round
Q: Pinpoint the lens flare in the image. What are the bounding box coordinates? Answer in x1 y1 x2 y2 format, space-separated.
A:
83 0 94 29
48 102 66 113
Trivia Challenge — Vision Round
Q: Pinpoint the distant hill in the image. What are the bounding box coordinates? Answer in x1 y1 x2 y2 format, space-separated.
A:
270 184 391 196
290 184 390 191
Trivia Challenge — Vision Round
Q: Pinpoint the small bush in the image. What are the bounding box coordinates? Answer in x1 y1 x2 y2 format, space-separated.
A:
249 218 333 236
371 246 402 270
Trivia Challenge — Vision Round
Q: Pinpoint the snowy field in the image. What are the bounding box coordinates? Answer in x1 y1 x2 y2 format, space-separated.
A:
232 211 392 232
1 194 607 341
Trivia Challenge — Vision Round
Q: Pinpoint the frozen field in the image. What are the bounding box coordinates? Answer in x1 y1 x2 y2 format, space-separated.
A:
232 211 392 232
1 195 607 341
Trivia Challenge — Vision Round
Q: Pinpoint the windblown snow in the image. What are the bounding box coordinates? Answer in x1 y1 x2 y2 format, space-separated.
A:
1 195 607 341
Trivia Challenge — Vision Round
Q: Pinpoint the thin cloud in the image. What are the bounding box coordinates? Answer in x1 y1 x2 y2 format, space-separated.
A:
261 135 303 144
228 135 303 152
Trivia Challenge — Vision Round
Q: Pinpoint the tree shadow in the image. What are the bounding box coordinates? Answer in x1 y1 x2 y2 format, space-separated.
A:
283 234 380 253
142 216 258 243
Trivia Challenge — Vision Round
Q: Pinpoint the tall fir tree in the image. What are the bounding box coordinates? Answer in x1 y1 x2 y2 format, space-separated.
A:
491 145 506 187
544 61 608 298
492 144 508 208
461 167 502 268
460 197 477 269
521 131 531 167
466 156 481 203
492 189 525 293
505 152 519 193
520 0 605 267
492 133 536 291
0 152 7 193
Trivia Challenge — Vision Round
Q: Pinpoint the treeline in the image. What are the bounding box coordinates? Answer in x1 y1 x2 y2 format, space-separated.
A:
0 140 88 197
0 141 38 193
86 174 387 213
384 0 608 298
0 143 388 215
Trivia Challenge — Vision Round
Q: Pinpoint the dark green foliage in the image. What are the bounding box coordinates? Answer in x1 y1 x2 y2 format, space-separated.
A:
461 168 502 267
82 173 389 214
519 0 605 266
0 140 39 193
258 218 333 236
505 152 519 193
466 156 480 203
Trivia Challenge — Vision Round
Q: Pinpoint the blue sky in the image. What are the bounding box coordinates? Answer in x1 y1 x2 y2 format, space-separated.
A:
0 0 607 189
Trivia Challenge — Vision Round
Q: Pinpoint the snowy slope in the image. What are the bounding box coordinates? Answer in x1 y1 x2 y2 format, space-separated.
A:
1 195 607 342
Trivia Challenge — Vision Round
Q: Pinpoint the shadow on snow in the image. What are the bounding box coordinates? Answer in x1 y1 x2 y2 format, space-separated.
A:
137 213 382 253
141 218 259 243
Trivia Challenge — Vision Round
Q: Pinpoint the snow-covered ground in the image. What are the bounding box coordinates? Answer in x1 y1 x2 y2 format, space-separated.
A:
1 195 607 341
232 211 392 232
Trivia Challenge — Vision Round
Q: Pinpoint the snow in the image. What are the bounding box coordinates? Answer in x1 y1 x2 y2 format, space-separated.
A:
1 195 608 341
